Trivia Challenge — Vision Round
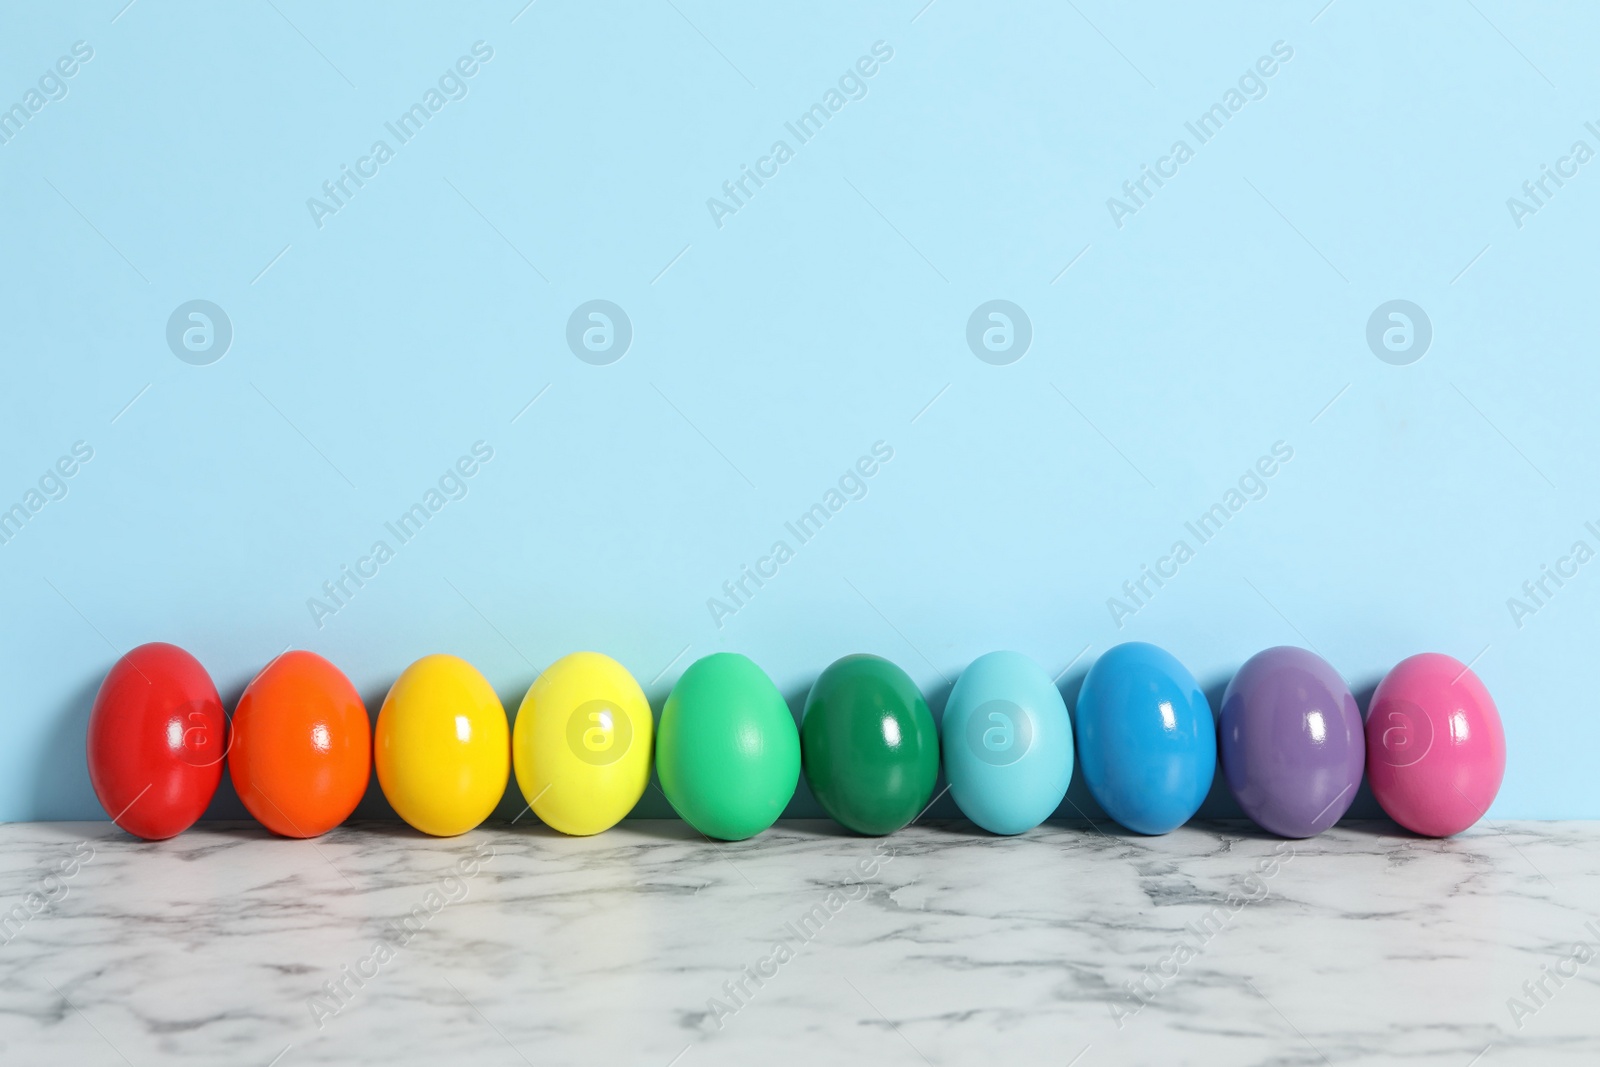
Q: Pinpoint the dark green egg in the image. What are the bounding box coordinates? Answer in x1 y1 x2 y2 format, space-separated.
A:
800 654 939 835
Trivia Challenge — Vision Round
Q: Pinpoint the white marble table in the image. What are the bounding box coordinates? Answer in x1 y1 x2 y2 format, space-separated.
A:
0 819 1594 1066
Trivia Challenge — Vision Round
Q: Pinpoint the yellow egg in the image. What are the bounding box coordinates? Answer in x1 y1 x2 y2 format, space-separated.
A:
375 654 510 836
512 651 652 836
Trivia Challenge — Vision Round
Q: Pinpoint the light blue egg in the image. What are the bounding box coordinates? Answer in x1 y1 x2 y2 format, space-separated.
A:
941 651 1074 835
1075 642 1215 835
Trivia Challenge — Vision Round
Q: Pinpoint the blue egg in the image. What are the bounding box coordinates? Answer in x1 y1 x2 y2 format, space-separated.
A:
941 651 1074 835
1075 642 1215 834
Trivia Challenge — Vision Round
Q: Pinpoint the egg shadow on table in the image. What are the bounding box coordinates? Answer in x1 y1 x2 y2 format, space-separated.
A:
1346 672 1390 821
1048 663 1115 829
616 778 715 841
919 674 959 821
180 822 283 842
197 669 258 821
1332 672 1401 836
350 676 405 821
1194 669 1248 822
617 818 725 843
919 817 990 838
1352 675 1381 721
198 672 249 821
31 669 102 820
1198 816 1333 843
349 818 595 844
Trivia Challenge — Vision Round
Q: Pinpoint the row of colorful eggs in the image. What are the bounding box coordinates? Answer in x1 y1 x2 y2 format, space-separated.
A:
86 641 1506 843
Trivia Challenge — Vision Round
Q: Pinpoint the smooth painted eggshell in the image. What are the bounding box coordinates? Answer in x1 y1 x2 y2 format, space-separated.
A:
86 642 228 840
1075 642 1215 835
658 653 800 841
229 651 371 838
941 651 1073 835
1366 653 1505 837
1220 646 1364 838
801 654 938 836
376 654 510 837
512 651 653 836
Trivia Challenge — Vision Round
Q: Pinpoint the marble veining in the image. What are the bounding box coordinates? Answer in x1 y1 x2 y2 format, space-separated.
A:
1 819 1596 1065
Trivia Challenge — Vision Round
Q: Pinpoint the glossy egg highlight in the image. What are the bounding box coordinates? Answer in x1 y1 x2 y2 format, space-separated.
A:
229 651 371 838
800 654 939 836
941 651 1073 835
86 642 228 840
512 651 653 836
1075 642 1215 835
376 654 510 836
1220 646 1364 837
657 653 800 841
1365 653 1505 837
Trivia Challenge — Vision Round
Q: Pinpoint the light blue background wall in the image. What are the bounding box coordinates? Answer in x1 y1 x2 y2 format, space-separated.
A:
3 1 1595 823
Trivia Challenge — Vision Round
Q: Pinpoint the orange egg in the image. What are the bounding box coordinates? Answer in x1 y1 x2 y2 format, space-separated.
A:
229 650 371 837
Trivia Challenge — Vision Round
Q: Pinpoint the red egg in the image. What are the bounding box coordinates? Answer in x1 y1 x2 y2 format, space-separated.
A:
86 642 228 840
1366 653 1506 837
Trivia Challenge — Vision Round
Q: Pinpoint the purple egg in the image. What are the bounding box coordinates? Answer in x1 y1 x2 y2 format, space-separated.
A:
1220 646 1365 838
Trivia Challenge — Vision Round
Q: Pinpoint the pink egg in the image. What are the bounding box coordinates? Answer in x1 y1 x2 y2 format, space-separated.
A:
1365 653 1505 837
